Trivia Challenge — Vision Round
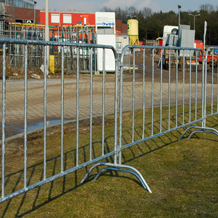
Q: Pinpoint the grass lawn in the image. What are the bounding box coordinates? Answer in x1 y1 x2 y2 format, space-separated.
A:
0 105 218 217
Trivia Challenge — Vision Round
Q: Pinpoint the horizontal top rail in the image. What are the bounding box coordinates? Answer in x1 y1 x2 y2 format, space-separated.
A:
121 44 204 51
120 44 204 63
205 46 218 59
0 38 118 59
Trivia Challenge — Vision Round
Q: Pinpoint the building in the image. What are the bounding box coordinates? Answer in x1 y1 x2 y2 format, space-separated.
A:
40 11 95 26
1 0 40 24
1 0 35 9
116 20 127 35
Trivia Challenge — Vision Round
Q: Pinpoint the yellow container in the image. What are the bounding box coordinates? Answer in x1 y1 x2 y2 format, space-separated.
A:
127 19 139 45
127 19 138 36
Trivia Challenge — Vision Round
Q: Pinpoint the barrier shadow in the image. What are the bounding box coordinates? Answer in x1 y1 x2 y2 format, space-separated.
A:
1 107 218 217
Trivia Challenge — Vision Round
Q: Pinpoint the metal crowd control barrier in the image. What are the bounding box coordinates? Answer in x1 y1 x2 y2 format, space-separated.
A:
0 38 123 203
1 40 218 203
116 45 217 193
79 45 218 193
180 46 218 139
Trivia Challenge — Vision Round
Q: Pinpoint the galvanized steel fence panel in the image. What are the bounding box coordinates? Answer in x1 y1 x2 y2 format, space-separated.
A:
179 46 218 139
204 47 218 119
1 39 218 203
119 45 205 156
0 38 119 203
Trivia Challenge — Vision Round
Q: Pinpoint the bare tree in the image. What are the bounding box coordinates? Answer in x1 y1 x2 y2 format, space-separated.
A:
199 4 214 13
101 6 113 12
126 6 138 18
142 7 152 19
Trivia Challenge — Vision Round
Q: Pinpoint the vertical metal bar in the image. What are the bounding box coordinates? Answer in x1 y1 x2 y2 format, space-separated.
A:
1 43 6 198
22 28 25 64
24 44 28 189
142 48 145 138
160 49 163 133
114 52 119 165
211 49 214 114
82 27 85 69
195 54 198 120
90 48 93 159
204 53 207 126
76 47 80 166
182 52 185 125
217 57 218 113
168 50 171 130
189 51 192 123
201 52 205 127
202 52 207 127
151 49 154 136
43 45 47 180
132 49 135 142
94 47 97 73
119 52 124 165
102 48 106 156
61 46 64 172
176 50 178 127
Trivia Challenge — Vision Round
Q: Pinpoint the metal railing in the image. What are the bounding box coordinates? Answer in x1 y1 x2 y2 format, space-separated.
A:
87 45 208 194
1 24 96 71
0 38 120 203
1 39 218 203
118 45 206 146
180 46 218 139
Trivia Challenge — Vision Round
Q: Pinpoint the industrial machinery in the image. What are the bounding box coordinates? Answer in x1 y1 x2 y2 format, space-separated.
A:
160 24 218 69
161 25 196 69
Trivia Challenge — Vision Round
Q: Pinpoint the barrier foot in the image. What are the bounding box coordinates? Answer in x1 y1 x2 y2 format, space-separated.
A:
81 162 152 193
179 126 218 141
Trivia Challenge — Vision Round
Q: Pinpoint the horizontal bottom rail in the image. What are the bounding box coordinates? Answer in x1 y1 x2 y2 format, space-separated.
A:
0 150 115 203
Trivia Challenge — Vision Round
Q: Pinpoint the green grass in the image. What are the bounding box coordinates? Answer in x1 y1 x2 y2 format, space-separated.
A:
0 104 218 217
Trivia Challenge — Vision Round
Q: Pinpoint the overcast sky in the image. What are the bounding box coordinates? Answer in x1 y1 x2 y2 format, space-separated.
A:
35 0 218 13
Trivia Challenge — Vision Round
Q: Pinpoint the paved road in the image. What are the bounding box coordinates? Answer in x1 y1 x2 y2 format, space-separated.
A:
0 71 214 139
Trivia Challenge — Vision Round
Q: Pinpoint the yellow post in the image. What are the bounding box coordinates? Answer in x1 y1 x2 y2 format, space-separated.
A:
49 55 55 74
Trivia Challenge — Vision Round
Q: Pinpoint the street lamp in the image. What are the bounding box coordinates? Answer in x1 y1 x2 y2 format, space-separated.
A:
34 1 37 24
188 13 200 31
178 5 181 26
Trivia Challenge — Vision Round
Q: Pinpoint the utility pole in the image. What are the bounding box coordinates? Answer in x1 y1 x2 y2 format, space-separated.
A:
45 0 49 42
34 1 37 24
178 5 181 26
45 0 49 66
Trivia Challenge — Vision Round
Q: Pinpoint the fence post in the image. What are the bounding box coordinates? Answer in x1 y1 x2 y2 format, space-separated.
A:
202 53 207 128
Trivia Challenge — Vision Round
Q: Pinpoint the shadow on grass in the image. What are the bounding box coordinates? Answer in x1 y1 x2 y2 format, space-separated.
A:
1 107 218 217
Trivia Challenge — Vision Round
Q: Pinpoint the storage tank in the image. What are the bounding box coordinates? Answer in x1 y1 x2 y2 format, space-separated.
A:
127 19 139 45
